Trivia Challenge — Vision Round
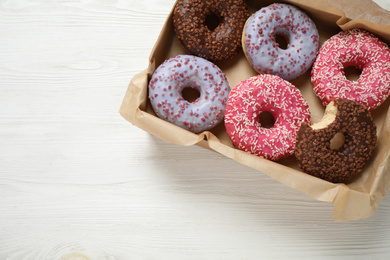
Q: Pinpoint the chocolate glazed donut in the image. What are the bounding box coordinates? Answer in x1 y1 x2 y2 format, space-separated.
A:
295 99 377 183
173 0 249 63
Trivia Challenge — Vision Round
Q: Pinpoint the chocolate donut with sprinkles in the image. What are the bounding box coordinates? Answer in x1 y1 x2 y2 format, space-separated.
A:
173 0 249 63
295 99 377 183
224 74 310 161
148 55 230 133
242 3 319 80
311 29 390 111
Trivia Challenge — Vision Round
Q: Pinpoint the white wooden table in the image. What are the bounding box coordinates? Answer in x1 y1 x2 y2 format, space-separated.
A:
1 0 390 259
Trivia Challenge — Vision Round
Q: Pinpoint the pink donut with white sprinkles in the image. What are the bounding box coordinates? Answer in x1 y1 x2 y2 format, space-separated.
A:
148 55 230 133
224 75 310 161
242 3 319 80
312 29 390 111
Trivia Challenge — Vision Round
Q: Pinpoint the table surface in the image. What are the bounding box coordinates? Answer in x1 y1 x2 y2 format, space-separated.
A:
1 0 390 259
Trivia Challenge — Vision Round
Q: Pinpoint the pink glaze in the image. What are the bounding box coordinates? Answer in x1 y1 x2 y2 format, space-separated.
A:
312 29 390 111
243 3 319 80
224 75 310 161
148 55 230 133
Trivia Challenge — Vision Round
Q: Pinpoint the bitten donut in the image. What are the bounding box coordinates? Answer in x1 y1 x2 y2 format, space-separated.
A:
173 0 249 63
224 74 310 161
295 99 377 183
242 3 319 80
312 29 390 111
148 55 230 133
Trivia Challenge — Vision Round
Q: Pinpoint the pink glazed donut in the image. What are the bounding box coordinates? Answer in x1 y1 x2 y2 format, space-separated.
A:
224 75 310 161
242 3 319 80
148 55 230 133
312 29 390 111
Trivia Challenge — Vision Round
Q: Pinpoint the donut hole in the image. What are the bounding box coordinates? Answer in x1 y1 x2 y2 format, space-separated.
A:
330 132 345 150
205 13 223 31
344 66 362 82
275 33 289 50
258 111 275 129
181 87 201 103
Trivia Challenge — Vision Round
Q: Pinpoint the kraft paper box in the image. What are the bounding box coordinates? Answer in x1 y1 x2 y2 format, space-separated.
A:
120 0 390 221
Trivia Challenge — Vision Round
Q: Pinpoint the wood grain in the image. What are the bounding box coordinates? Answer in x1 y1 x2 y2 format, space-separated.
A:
1 0 390 259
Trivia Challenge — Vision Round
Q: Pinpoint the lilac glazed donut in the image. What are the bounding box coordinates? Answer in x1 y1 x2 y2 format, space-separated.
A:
242 3 319 80
148 55 230 133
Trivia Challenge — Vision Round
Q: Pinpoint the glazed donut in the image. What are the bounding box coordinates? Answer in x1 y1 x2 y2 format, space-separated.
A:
173 0 249 63
224 74 310 161
242 3 319 80
312 29 390 111
295 99 377 183
148 55 230 133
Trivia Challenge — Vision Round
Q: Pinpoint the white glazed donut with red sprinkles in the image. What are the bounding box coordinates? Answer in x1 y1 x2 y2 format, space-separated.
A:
148 55 230 133
311 29 390 111
224 74 310 161
242 3 319 80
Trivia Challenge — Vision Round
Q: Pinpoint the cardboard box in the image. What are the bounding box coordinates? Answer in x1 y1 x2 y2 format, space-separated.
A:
120 0 390 221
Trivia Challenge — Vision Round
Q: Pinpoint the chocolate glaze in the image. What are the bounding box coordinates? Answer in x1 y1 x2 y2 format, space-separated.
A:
173 0 249 63
295 99 377 183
